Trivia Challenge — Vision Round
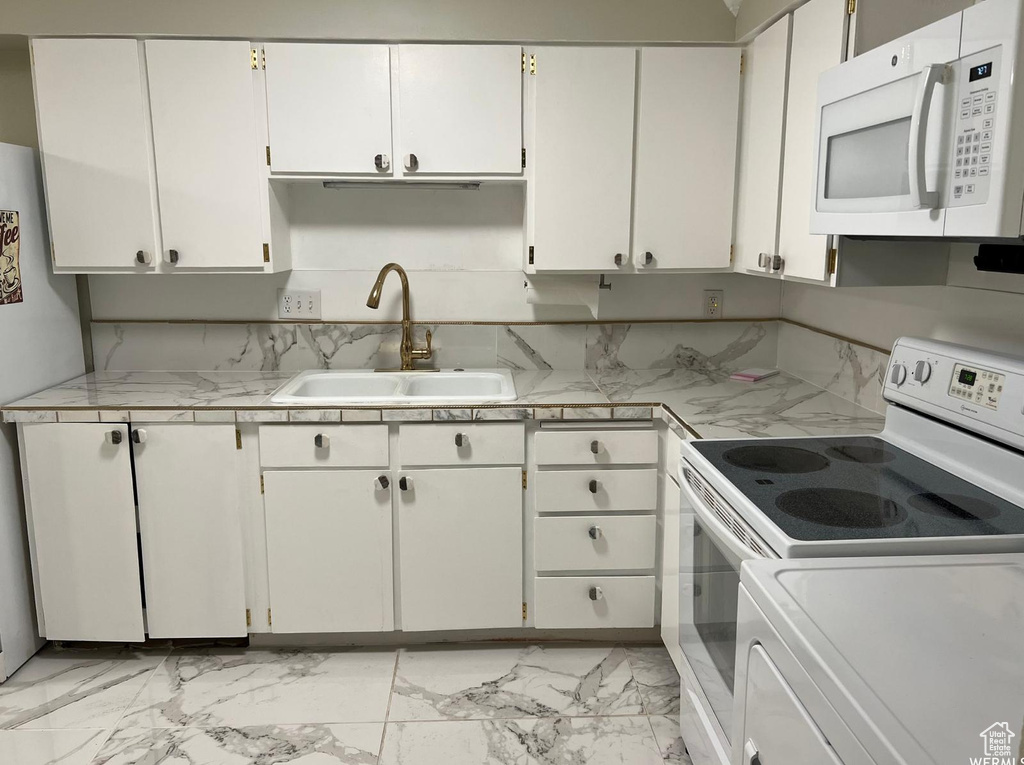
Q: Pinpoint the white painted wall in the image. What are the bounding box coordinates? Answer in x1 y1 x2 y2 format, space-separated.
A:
0 49 37 149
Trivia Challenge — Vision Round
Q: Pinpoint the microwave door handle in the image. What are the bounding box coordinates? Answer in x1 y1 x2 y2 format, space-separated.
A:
908 64 946 210
680 470 768 562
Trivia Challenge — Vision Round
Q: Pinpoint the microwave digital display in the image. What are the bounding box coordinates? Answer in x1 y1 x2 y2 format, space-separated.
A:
970 62 993 81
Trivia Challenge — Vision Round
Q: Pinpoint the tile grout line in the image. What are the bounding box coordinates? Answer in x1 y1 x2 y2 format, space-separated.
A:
376 648 402 762
86 645 174 758
620 643 652 718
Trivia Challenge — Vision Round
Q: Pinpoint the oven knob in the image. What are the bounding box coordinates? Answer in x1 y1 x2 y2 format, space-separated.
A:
890 363 908 387
914 360 932 384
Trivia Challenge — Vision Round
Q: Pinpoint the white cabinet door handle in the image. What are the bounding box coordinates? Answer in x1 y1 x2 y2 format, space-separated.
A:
314 434 330 449
135 250 152 266
588 479 600 494
455 433 469 448
404 153 418 171
399 476 414 492
588 586 603 601
374 153 390 171
105 429 123 446
590 440 602 455
164 249 179 265
588 525 603 540
131 428 147 444
374 475 390 491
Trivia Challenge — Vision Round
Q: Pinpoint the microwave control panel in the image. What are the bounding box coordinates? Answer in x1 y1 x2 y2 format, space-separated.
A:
950 46 1002 207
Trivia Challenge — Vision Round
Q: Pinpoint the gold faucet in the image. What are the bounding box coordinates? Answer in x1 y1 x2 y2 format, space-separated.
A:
366 263 433 371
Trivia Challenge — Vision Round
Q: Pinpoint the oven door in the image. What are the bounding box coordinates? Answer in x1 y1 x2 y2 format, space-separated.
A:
678 462 776 761
810 12 962 237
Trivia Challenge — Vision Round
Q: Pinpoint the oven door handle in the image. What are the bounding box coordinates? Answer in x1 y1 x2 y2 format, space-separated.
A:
908 64 946 210
680 470 767 562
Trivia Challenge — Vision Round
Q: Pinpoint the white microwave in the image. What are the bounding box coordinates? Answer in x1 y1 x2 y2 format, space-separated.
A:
811 0 1024 239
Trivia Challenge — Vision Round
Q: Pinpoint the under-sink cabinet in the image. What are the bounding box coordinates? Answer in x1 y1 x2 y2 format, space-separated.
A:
20 422 246 642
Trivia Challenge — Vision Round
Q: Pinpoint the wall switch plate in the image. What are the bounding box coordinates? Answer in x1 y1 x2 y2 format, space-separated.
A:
278 289 321 320
703 289 724 319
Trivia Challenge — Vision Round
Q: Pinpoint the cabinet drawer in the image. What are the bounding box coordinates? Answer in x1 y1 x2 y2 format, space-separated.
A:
535 469 657 513
535 515 656 571
259 425 389 468
399 423 524 466
534 576 655 628
534 430 657 466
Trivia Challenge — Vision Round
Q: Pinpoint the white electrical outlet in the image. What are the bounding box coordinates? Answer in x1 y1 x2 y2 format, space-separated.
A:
278 289 321 320
703 289 724 319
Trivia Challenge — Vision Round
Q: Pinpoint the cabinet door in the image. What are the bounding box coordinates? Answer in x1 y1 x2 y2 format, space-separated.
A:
734 15 791 275
265 44 392 175
398 468 522 631
738 645 843 764
778 0 849 282
145 40 264 269
31 39 158 271
398 45 522 174
530 48 636 272
134 425 246 638
264 471 393 633
633 48 740 271
21 424 143 641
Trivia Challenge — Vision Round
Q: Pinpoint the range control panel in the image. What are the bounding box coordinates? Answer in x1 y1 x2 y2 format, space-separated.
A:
948 363 1006 410
884 338 1024 451
950 46 1002 207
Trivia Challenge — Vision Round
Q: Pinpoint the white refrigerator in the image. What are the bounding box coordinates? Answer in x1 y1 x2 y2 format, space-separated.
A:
0 142 85 681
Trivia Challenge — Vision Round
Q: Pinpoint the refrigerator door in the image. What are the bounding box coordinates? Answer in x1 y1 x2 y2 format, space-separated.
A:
0 142 85 680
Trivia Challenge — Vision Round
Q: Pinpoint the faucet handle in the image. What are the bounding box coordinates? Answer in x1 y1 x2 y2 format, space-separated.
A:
411 329 434 362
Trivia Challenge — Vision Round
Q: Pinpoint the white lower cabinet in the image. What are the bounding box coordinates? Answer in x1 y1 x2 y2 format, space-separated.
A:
20 424 144 642
534 576 655 629
134 424 247 638
264 470 393 633
398 467 523 631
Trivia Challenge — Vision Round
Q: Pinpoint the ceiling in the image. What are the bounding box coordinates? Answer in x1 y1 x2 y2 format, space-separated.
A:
723 0 743 14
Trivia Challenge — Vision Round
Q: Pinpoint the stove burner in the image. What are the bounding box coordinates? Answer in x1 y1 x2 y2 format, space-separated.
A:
825 444 896 464
908 492 1001 521
776 489 906 529
722 446 830 474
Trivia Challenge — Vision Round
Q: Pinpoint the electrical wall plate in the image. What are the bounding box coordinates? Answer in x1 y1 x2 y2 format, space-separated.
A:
703 289 724 319
278 289 321 320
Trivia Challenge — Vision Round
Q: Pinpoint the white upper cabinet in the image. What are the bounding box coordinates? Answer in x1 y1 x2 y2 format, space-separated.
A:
633 48 741 271
734 15 792 276
32 39 158 271
529 47 636 272
264 44 393 175
777 0 849 282
397 45 523 175
145 40 266 270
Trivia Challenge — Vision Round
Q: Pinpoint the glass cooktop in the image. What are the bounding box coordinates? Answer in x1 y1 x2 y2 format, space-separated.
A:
691 436 1024 542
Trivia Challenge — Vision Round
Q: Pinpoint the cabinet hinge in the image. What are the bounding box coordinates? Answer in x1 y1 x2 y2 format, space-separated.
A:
50 241 56 267
828 247 838 275
245 608 252 628
522 51 526 73
522 602 528 620
529 54 536 76
521 148 527 169
522 469 527 489
263 243 270 263
260 474 265 494
739 53 745 75
251 48 259 70
267 608 272 627
528 245 535 265
729 244 735 264
235 429 242 449
266 145 271 166
262 47 266 70
847 0 856 14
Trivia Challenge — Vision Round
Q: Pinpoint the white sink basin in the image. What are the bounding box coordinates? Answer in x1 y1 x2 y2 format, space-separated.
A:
270 369 517 405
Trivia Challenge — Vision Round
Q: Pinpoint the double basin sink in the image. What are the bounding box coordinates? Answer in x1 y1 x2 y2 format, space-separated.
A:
269 369 517 405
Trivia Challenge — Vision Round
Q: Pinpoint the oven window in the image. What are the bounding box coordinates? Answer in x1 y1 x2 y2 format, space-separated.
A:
825 117 912 199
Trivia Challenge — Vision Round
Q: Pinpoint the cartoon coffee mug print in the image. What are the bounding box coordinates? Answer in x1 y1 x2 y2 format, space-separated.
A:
0 210 23 306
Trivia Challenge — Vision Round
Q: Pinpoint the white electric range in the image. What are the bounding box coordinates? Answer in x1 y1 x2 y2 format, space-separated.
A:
675 337 1024 765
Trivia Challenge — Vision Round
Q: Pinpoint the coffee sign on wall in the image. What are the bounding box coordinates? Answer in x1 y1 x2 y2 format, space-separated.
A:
0 210 23 306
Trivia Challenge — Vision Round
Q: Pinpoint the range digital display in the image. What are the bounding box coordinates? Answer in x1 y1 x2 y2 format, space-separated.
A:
959 369 978 386
970 62 993 82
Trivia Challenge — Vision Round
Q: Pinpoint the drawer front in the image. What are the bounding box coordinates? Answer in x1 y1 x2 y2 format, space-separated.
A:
535 469 657 513
259 425 389 468
534 430 658 466
535 515 656 571
534 576 655 628
399 423 525 466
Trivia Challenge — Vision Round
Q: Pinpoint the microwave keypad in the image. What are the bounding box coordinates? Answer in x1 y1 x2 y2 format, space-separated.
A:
951 50 1000 207
949 363 1005 410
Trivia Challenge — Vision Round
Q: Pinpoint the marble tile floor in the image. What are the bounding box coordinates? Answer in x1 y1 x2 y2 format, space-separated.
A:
0 642 689 765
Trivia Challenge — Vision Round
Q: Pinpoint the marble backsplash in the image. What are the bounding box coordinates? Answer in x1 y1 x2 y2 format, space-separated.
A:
91 321 779 375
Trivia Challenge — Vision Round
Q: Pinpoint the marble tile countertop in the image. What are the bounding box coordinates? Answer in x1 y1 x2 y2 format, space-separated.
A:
2 368 885 440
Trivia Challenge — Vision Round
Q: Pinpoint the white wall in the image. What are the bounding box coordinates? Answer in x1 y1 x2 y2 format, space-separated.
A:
781 280 1024 357
0 49 37 149
2 0 737 42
